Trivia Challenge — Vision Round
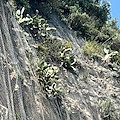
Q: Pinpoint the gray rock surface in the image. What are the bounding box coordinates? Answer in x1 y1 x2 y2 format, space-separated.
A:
0 0 120 120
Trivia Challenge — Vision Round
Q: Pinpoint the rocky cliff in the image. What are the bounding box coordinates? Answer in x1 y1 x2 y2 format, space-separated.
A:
0 0 120 120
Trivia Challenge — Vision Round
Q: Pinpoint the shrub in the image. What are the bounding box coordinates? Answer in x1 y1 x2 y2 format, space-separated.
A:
111 52 120 65
60 47 76 71
37 60 62 97
14 0 30 10
16 7 31 24
83 41 104 59
37 37 76 71
98 19 120 50
102 48 119 63
70 12 91 32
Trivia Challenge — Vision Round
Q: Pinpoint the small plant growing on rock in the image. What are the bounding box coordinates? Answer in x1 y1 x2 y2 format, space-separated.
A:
102 48 119 63
83 41 104 59
60 41 76 71
82 72 88 80
16 8 56 39
16 7 30 24
36 60 62 98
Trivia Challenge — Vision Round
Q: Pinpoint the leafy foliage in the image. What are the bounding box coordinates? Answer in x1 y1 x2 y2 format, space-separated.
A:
83 41 120 66
14 0 30 10
37 37 77 71
70 12 93 34
16 7 30 24
83 41 104 59
111 52 120 65
60 42 76 71
37 36 63 62
56 0 110 27
16 8 56 39
37 60 62 97
103 48 118 63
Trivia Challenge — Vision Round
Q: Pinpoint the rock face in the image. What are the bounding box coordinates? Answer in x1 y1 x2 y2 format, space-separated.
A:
0 0 120 120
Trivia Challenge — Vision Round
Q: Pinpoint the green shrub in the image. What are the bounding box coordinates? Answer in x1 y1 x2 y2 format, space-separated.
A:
70 12 91 32
37 36 63 63
83 41 120 65
16 7 30 24
37 60 62 97
83 41 104 59
95 19 120 48
111 52 120 65
60 41 76 71
37 37 76 71
62 41 73 50
111 32 120 51
16 8 56 39
14 0 30 10
102 48 119 63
